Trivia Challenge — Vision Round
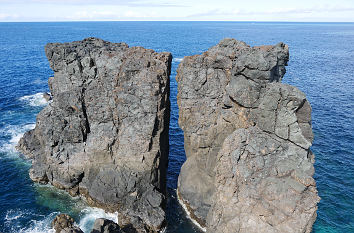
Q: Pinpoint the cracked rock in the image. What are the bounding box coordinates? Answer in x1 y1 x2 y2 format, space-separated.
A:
17 38 171 232
176 38 319 232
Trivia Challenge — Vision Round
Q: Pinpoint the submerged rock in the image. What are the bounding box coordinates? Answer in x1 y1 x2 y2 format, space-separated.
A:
17 38 172 232
176 38 319 232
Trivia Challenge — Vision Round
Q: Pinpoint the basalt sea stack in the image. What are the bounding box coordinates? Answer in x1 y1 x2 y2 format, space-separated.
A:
17 38 171 232
176 39 320 232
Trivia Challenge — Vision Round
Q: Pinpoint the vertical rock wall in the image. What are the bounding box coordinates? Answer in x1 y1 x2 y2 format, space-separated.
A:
176 38 319 232
17 38 172 232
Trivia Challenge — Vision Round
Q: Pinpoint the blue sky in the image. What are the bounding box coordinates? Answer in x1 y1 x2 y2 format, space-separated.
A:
0 0 354 22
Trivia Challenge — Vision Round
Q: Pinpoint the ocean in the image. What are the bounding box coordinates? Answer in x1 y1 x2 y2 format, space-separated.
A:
0 21 353 233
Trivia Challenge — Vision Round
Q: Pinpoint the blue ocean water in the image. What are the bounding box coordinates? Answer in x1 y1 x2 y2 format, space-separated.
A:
0 21 353 233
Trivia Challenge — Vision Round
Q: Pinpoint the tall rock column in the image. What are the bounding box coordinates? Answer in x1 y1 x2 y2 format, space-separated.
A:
17 38 172 232
176 38 319 232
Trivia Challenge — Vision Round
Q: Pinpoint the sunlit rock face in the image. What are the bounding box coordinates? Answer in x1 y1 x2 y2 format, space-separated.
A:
176 38 319 232
17 37 172 232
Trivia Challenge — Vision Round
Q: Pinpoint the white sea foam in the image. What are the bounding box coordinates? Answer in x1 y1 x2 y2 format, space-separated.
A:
0 123 35 154
79 207 118 233
177 189 207 232
5 206 118 233
173 58 183 63
5 209 25 221
19 92 49 107
4 209 56 233
18 215 56 233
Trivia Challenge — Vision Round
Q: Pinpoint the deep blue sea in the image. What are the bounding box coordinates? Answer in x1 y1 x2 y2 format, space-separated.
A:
0 22 353 233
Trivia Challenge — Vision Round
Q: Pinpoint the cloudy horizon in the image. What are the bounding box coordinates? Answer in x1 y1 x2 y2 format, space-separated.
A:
1 0 354 22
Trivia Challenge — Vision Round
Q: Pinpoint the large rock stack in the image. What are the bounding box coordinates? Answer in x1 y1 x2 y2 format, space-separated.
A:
17 38 172 232
176 38 319 232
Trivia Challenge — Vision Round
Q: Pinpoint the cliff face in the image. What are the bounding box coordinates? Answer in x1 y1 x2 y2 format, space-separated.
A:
176 38 319 232
17 38 171 232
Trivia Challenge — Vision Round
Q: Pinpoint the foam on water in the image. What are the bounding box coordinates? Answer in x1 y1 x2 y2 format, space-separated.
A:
4 209 56 233
78 207 118 232
5 209 26 221
4 196 119 233
176 189 206 232
19 93 48 107
173 58 183 63
0 123 35 154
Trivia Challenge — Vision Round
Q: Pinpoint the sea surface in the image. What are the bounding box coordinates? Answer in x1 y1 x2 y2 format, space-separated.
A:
0 21 353 233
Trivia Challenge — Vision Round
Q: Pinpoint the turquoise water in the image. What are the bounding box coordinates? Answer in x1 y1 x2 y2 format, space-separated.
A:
0 22 353 232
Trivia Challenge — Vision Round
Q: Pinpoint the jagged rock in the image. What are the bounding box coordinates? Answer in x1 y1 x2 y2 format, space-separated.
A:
17 38 172 232
43 92 52 101
52 214 83 233
176 38 319 232
91 218 122 233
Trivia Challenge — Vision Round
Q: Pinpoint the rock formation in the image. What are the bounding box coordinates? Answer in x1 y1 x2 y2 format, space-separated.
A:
91 218 122 233
52 214 83 233
17 38 172 232
176 38 320 232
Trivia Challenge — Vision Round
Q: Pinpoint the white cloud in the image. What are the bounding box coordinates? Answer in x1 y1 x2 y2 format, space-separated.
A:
0 0 186 7
0 0 353 21
187 5 354 18
70 10 116 20
0 13 19 20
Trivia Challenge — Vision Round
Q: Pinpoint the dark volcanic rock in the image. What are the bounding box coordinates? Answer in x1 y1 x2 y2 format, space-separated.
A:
17 38 171 232
52 214 83 233
176 38 319 232
91 218 122 233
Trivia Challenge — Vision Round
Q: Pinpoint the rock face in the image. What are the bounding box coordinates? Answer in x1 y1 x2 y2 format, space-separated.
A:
17 38 171 232
176 38 319 232
91 218 122 233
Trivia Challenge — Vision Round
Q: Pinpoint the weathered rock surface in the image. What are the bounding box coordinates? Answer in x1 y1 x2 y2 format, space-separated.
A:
176 38 319 232
17 38 172 232
91 218 122 233
52 214 83 233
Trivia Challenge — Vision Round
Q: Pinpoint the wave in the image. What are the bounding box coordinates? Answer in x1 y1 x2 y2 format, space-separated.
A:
4 209 56 233
173 58 183 63
78 207 118 232
4 205 118 233
176 189 206 232
19 92 49 107
0 123 35 154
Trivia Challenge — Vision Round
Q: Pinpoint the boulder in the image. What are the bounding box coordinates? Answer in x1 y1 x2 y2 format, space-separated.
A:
52 214 83 233
17 38 172 232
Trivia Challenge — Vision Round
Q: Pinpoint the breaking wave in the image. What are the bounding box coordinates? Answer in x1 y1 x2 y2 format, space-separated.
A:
173 58 183 63
0 123 35 154
19 93 48 107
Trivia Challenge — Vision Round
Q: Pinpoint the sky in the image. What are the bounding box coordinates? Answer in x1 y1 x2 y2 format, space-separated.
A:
0 0 354 22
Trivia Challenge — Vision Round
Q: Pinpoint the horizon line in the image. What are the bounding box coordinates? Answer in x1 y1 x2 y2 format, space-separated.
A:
1 20 354 23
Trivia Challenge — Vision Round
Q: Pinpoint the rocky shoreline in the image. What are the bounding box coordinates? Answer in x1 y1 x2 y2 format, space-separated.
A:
17 37 319 233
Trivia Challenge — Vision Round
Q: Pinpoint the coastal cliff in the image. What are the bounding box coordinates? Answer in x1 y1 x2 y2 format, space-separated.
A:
17 38 172 232
176 38 320 232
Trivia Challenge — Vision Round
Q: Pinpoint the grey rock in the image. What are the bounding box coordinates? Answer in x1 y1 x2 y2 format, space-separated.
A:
206 127 319 233
43 92 52 101
52 214 83 233
176 38 319 232
91 218 122 233
17 37 171 232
